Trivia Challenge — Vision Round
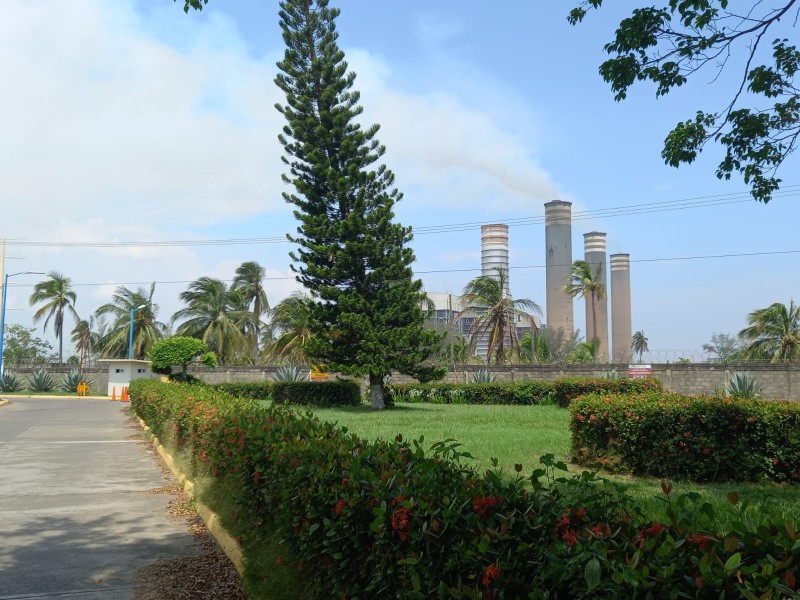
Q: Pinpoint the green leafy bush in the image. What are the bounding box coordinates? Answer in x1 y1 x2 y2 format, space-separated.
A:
0 371 23 392
272 380 360 407
553 377 662 407
571 391 800 483
387 377 660 407
149 337 216 378
131 380 800 599
28 368 55 392
213 382 273 400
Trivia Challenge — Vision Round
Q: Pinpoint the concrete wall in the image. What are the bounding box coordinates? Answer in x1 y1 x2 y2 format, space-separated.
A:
8 364 798 401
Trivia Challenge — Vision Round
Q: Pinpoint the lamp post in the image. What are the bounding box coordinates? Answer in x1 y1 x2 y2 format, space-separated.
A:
0 271 44 377
128 304 147 359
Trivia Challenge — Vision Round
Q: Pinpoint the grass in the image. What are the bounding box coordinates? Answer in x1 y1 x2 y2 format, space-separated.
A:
307 402 800 529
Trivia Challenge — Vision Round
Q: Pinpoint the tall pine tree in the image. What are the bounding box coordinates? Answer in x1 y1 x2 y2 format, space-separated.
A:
275 0 442 409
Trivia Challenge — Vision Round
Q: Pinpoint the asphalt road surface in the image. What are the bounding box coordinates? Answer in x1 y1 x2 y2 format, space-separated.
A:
0 397 201 599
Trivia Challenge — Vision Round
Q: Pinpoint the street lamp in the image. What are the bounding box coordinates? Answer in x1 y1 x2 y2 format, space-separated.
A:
0 271 45 377
128 304 147 359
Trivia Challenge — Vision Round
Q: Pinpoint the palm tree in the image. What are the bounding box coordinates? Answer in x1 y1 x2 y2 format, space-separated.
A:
71 314 107 370
29 271 80 364
739 300 800 361
458 269 541 365
563 260 607 361
232 261 270 364
172 277 252 365
631 330 649 363
567 340 597 364
266 293 314 365
95 283 169 359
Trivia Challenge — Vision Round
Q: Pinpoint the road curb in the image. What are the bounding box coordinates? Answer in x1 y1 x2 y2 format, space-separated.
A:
137 418 245 575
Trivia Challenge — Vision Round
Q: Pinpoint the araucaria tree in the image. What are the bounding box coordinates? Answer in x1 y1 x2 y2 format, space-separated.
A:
275 0 442 409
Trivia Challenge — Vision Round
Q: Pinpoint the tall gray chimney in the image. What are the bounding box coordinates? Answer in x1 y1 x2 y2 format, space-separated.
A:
584 232 609 361
544 200 573 334
610 253 632 363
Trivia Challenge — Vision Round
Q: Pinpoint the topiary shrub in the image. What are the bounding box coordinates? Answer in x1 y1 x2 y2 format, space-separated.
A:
571 391 800 483
149 337 217 381
272 380 360 407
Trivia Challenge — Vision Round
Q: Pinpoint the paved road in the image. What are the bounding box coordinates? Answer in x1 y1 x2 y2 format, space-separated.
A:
0 398 201 599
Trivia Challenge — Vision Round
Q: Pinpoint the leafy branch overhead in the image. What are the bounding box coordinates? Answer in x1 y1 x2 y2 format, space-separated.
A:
570 1 800 202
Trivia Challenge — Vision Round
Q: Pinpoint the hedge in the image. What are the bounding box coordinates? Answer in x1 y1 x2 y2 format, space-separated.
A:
131 380 800 599
213 381 274 400
571 391 800 483
271 380 361 406
387 377 662 407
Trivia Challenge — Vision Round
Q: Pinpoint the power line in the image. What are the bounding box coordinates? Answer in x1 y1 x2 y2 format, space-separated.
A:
4 247 800 287
6 186 798 248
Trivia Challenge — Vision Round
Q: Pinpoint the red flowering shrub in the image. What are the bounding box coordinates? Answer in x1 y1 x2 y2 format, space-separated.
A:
571 392 800 482
131 380 800 599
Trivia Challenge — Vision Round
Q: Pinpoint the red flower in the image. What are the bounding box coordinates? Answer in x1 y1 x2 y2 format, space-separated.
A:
391 507 410 540
482 563 501 587
561 529 579 546
473 495 503 516
335 499 346 516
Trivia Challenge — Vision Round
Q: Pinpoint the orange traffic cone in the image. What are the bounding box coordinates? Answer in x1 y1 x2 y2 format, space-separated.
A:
121 387 129 402
111 386 117 401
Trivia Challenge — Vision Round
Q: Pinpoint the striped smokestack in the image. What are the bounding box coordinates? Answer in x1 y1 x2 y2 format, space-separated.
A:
610 253 632 363
584 232 609 361
481 224 510 295
544 200 573 334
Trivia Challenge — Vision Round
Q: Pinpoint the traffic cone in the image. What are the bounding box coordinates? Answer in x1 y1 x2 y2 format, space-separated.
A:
111 386 117 401
121 386 129 402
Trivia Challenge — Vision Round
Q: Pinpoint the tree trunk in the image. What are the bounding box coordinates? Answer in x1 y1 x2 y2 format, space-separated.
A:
369 372 385 410
591 294 599 364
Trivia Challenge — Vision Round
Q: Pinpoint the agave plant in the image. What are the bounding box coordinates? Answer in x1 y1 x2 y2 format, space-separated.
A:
725 372 762 400
602 370 623 380
61 369 89 393
0 371 24 392
273 365 308 382
28 368 56 392
470 368 496 383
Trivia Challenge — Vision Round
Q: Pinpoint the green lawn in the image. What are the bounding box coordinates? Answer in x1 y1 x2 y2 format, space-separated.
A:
308 403 800 529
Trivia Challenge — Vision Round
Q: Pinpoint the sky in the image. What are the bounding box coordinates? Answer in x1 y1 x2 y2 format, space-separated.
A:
1 0 798 362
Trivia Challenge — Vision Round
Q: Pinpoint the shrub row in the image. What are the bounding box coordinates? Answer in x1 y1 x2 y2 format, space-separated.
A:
388 377 662 407
571 392 800 483
212 381 274 400
131 380 800 599
212 380 361 406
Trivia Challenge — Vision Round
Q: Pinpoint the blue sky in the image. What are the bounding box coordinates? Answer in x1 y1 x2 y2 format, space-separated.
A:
1 0 798 360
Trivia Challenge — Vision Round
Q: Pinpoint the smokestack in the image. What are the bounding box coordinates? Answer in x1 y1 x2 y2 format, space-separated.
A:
610 253 632 363
583 232 609 361
481 224 510 295
544 201 573 334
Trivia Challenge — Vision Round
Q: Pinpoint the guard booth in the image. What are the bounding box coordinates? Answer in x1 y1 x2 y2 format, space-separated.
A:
98 359 153 397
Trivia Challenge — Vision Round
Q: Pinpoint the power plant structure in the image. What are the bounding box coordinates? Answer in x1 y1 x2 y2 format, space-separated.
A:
583 232 609 361
480 224 510 295
425 203 633 364
544 201 574 336
610 254 632 363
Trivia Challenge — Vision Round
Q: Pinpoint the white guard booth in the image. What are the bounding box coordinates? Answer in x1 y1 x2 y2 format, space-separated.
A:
99 359 153 396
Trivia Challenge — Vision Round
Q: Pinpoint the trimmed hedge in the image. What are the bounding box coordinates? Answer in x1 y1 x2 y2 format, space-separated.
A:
213 381 274 400
272 380 361 406
387 377 662 407
387 381 555 405
132 380 800 599
571 391 800 483
552 377 662 407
